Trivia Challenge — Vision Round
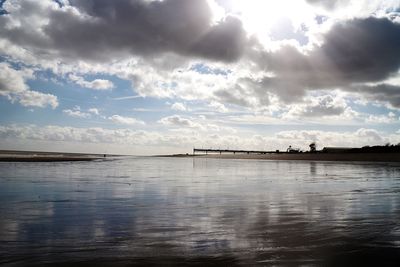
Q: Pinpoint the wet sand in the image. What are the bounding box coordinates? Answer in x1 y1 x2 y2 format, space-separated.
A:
0 150 107 162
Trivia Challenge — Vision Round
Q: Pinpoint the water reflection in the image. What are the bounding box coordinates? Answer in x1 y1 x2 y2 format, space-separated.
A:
1 158 400 266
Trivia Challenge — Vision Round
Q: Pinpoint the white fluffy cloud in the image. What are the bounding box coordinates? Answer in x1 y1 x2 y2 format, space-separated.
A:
63 106 91 118
286 94 348 117
0 62 58 109
209 101 229 113
68 74 114 90
366 112 399 124
275 128 389 148
158 114 236 133
171 102 187 111
109 115 145 125
281 93 359 123
159 115 201 128
88 108 100 115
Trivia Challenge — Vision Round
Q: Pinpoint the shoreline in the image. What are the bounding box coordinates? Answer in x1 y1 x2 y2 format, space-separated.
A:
0 150 109 162
0 157 103 162
2 149 400 163
164 152 400 162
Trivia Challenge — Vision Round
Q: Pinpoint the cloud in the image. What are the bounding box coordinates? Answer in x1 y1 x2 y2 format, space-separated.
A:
319 17 400 83
209 101 228 113
306 0 400 16
0 124 151 144
0 124 199 151
5 0 400 156
366 112 398 124
0 63 29 94
17 90 58 109
276 128 387 148
159 115 201 128
355 128 384 142
249 17 400 103
306 0 350 10
0 0 248 63
283 94 352 118
63 106 91 118
171 102 187 111
0 62 58 109
109 115 145 125
1 0 400 113
351 83 400 109
68 74 114 90
158 114 238 133
88 108 100 115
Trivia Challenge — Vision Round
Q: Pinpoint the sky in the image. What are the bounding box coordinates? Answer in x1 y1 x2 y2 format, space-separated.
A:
1 0 400 155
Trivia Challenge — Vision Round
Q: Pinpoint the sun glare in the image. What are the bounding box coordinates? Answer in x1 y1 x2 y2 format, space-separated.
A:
228 0 314 36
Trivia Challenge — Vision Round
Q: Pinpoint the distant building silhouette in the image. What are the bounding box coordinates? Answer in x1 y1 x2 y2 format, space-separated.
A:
309 143 317 152
322 147 353 153
287 145 300 153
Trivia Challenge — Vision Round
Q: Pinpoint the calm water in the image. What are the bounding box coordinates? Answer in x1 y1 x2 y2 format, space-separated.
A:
1 157 400 266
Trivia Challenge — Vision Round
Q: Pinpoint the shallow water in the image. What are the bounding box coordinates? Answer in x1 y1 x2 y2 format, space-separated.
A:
1 157 400 266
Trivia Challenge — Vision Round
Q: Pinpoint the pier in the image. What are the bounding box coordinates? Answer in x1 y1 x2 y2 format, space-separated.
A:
193 148 279 155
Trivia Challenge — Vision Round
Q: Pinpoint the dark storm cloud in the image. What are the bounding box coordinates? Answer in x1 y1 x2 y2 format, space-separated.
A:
352 84 400 108
271 17 400 84
0 0 247 62
248 17 400 102
321 17 400 82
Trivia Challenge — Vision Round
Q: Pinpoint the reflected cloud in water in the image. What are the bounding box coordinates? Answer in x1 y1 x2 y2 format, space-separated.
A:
1 158 400 266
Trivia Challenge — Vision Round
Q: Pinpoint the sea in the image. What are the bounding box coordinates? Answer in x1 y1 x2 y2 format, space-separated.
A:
1 157 400 266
